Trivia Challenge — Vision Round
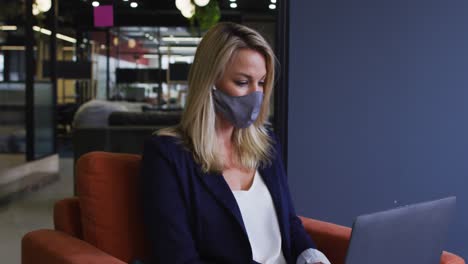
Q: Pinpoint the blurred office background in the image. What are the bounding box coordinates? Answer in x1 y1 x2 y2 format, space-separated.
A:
0 0 277 262
1 0 468 262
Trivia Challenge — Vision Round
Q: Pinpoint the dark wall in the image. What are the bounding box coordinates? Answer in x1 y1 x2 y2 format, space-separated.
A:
288 0 468 258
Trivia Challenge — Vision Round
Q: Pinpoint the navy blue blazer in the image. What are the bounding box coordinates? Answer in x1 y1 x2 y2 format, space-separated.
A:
140 133 316 264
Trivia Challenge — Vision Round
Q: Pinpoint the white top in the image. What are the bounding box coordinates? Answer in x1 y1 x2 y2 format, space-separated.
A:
232 171 331 264
233 170 287 264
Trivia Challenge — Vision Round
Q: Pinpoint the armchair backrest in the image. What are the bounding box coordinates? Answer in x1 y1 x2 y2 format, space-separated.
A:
75 151 149 262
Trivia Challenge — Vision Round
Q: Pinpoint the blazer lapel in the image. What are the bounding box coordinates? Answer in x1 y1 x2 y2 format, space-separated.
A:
259 163 292 260
196 169 248 236
196 164 292 262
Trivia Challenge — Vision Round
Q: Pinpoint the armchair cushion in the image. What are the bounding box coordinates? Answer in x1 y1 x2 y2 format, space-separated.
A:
76 152 149 262
22 229 125 264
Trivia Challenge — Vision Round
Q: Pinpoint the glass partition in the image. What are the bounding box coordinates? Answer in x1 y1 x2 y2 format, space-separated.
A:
0 0 57 167
34 81 54 159
0 82 26 169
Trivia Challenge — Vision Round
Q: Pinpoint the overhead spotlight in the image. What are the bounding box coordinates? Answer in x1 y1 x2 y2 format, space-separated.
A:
123 0 129 1
229 0 235 2
128 39 136 48
230 3 237 8
36 0 52 12
194 0 210 7
92 1 99 7
270 0 276 3
32 5 41 15
181 3 195 18
130 2 138 8
269 4 276 9
176 0 190 11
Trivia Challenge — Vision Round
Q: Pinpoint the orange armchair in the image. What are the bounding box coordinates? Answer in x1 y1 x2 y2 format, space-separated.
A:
22 152 465 264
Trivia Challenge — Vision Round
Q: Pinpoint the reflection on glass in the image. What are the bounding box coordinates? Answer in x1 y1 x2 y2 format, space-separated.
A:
34 82 54 159
0 53 4 82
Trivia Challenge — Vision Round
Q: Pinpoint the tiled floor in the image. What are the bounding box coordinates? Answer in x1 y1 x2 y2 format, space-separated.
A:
0 158 73 264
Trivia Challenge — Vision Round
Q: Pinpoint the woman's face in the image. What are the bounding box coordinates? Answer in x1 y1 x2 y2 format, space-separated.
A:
215 48 266 96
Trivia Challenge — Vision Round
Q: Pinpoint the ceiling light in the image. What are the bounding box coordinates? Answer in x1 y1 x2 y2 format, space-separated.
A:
33 26 51 35
270 0 276 3
34 26 76 42
130 2 138 8
128 39 136 48
56 33 77 43
194 0 210 7
123 0 129 1
32 5 40 15
0 46 26 51
33 26 76 43
36 0 52 12
40 28 52 35
175 0 191 11
229 0 236 2
230 3 237 8
92 1 99 7
143 54 159 59
269 4 276 9
159 46 197 52
162 36 202 42
181 3 195 18
0 25 17 31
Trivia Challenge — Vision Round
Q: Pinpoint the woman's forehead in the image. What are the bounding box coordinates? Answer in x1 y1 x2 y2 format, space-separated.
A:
226 49 267 76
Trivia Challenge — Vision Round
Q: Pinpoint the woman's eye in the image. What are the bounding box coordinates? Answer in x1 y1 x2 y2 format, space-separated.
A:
259 81 265 86
235 81 248 86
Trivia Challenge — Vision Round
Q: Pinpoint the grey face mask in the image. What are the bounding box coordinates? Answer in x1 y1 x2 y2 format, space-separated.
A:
212 86 263 128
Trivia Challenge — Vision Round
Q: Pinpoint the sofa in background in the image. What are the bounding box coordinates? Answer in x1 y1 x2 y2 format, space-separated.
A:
72 110 181 160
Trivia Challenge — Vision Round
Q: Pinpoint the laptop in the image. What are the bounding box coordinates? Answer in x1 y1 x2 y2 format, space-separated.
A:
345 196 456 264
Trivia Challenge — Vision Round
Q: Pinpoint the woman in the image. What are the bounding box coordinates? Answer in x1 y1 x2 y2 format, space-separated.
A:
140 22 331 264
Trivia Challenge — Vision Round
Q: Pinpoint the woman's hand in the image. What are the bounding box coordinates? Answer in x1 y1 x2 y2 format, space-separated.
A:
298 248 331 264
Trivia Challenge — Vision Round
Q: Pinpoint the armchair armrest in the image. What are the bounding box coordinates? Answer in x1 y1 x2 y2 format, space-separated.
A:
22 229 125 264
299 216 351 264
299 216 465 264
441 251 465 264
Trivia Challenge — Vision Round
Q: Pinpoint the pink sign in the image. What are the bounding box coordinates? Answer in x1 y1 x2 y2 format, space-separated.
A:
94 5 114 27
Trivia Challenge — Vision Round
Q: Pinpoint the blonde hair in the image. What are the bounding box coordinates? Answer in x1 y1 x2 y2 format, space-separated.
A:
159 22 275 172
